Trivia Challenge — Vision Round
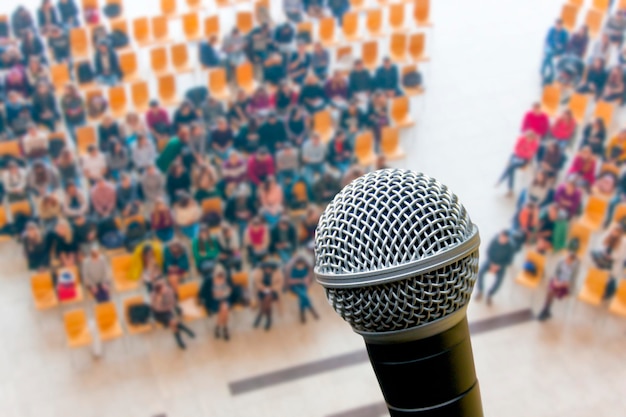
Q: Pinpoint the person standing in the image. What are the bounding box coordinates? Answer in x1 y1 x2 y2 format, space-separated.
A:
475 231 515 305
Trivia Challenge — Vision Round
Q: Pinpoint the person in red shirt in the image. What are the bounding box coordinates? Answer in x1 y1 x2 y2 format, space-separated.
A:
521 102 550 137
568 146 597 187
550 109 577 149
497 131 540 195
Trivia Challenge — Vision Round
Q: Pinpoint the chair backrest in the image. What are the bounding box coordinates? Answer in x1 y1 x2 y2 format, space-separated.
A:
313 109 333 135
593 0 611 12
119 51 137 78
355 130 374 153
292 181 309 202
171 43 189 69
236 11 253 34
389 3 405 29
95 302 119 329
108 85 127 113
561 3 579 30
585 195 608 220
177 281 200 300
381 126 400 153
31 272 54 295
231 271 249 287
594 100 614 127
297 21 313 40
525 250 545 278
70 28 89 56
158 74 177 103
64 309 88 337
111 254 133 278
152 16 170 42
414 0 430 25
584 267 609 293
541 84 560 113
187 0 202 8
110 19 128 36
161 0 177 15
82 0 99 10
85 88 104 113
342 11 359 37
182 13 200 39
390 33 407 58
209 67 228 93
0 207 6 229
10 200 32 217
391 96 410 121
201 197 222 214
150 46 168 72
204 15 219 38
131 80 149 109
569 0 584 5
0 141 21 157
132 17 151 43
336 45 353 64
409 32 426 60
366 9 382 34
615 279 626 303
612 202 626 224
350 0 364 8
362 40 378 68
76 125 97 154
568 222 591 245
319 17 336 43
236 61 255 89
585 9 604 36
568 92 588 122
50 63 71 89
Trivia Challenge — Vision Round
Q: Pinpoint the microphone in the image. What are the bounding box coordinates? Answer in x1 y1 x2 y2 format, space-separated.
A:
314 169 483 417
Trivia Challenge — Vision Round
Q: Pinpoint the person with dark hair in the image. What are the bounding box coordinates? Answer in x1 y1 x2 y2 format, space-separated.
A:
199 263 236 340
348 59 373 99
60 84 86 134
541 19 569 84
22 222 50 270
566 25 589 58
521 102 550 138
554 176 582 220
116 173 141 216
248 86 272 116
537 250 579 321
11 7 35 39
272 82 297 116
157 125 190 173
580 117 606 156
244 216 270 266
57 0 80 27
288 42 311 85
286 106 309 146
283 0 303 22
199 35 223 68
568 146 597 187
146 100 171 139
311 42 330 80
340 100 365 131
48 218 79 266
151 279 196 349
94 40 122 86
496 131 540 195
576 57 607 99
31 82 58 131
90 177 117 219
97 114 121 153
62 181 88 219
210 117 235 161
216 222 242 270
258 113 289 153
165 161 191 203
252 261 283 330
163 240 190 282
151 198 175 242
106 140 129 180
374 57 401 97
27 160 61 197
299 74 327 114
602 66 625 103
327 130 353 173
286 255 319 323
270 216 297 262
82 244 112 303
192 224 220 270
474 231 515 305
173 191 201 239
37 0 60 33
325 70 349 107
247 147 275 186
550 109 576 149
173 100 198 132
3 161 28 202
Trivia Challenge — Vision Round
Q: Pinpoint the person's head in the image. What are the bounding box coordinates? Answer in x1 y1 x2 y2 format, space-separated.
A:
199 224 210 240
35 81 49 96
294 255 307 269
26 123 38 136
7 161 19 173
264 175 277 190
601 32 610 45
250 215 263 228
564 174 578 192
383 56 392 68
171 160 185 176
278 216 290 230
562 109 573 120
176 190 191 206
25 221 39 239
256 146 270 160
153 279 166 294
533 169 547 186
89 244 100 259
335 131 346 143
216 117 228 130
524 130 538 141
213 263 227 283
578 25 588 37
145 164 156 176
97 40 109 53
531 102 541 113
592 57 605 70
178 125 190 141
33 160 46 177
227 149 241 164
149 99 160 111
261 261 274 274
555 18 563 31
579 145 593 160
297 41 307 53
267 112 277 124
498 230 509 244
593 117 605 131
354 59 364 71
235 89 247 102
313 42 323 53
169 240 183 256
22 28 34 42
28 56 41 70
120 172 131 188
304 73 318 85
312 133 321 145
547 203 559 219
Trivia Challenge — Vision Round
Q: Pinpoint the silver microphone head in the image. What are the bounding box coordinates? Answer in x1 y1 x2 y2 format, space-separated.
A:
314 169 480 343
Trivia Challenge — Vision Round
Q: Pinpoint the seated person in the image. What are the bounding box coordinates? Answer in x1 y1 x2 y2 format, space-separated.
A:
576 57 607 99
263 53 286 86
2 161 28 202
496 130 540 195
244 216 271 266
98 114 121 153
192 224 221 271
567 146 597 187
93 40 122 86
537 140 566 176
340 100 366 131
163 240 190 283
580 117 606 156
173 100 199 132
140 165 166 207
39 193 62 229
311 42 330 80
199 35 224 68
374 57 401 97
592 172 618 200
271 82 297 116
22 222 51 271
536 204 560 252
286 106 309 146
221 150 248 189
27 161 61 199
521 102 550 138
48 218 79 266
62 181 88 219
107 140 130 180
270 216 297 262
132 133 158 172
285 255 319 323
554 176 582 220
211 117 235 161
145 100 172 139
288 42 310 85
216 222 242 270
248 23 274 64
193 163 220 202
299 74 327 114
327 131 353 173
116 173 142 217
602 67 625 103
258 176 284 226
201 95 226 129
312 171 341 204
31 81 59 131
150 279 195 349
537 250 580 321
348 59 373 99
80 145 107 183
275 143 300 183
549 110 576 149
82 244 112 303
325 70 349 108
198 264 237 340
248 86 272 116
259 113 289 153
605 129 626 163
151 197 175 242
166 161 191 203
173 191 202 239
227 90 250 126
247 147 276 186
518 170 554 210
90 177 117 219
302 133 327 184
590 222 626 285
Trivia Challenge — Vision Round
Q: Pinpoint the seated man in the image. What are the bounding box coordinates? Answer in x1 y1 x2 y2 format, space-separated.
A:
90 177 117 220
374 57 402 97
537 250 579 321
348 59 373 100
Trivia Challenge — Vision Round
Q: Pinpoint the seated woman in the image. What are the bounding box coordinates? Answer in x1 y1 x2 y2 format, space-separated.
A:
193 163 220 202
288 42 311 85
172 192 201 239
374 57 401 98
567 146 597 187
601 66 625 103
140 244 163 292
62 181 88 219
3 161 28 202
120 112 148 147
225 185 257 236
512 199 540 249
592 171 618 200
48 218 78 267
537 140 566 177
244 216 270 267
550 109 576 149
163 240 190 286
496 130 540 195
518 170 555 210
31 81 59 132
93 40 122 86
151 279 195 349
311 42 330 80
146 100 172 140
248 86 272 117
27 160 61 198
285 255 319 323
106 140 129 181
82 244 112 303
166 161 191 203
606 129 626 163
580 117 606 156
252 261 284 331
286 106 309 146
227 90 250 126
325 70 349 108
554 176 582 220
566 25 589 59
173 100 198 132
22 221 50 271
116 173 142 217
271 82 297 116
210 117 235 161
263 52 286 86
535 204 560 253
590 223 626 290
22 124 49 160
221 150 248 190
151 197 175 242
270 216 297 263
258 176 284 226
25 56 50 95
39 193 62 229
299 74 327 114
537 250 580 321
340 100 366 132
192 224 220 272
132 133 157 173
216 222 242 270
300 205 321 247
199 264 237 340
576 57 607 99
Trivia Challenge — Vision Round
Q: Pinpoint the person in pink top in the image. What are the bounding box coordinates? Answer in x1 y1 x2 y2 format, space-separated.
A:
568 146 597 187
521 102 550 137
497 131 540 195
550 109 577 149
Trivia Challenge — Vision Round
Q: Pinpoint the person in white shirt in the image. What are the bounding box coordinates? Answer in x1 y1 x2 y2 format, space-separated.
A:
80 144 107 182
131 133 157 172
173 191 202 239
22 124 48 159
2 161 28 201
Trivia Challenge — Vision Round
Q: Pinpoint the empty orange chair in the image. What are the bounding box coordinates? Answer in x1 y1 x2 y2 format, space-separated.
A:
182 12 201 41
216 0 230 6
82 0 99 10
161 0 177 17
132 17 152 47
576 195 608 230
366 9 385 37
389 3 406 31
569 0 584 6
409 32 429 62
209 68 230 101
150 46 169 76
541 84 561 116
391 96 415 127
592 0 611 12
50 63 71 93
362 40 378 70
76 125 97 154
119 51 139 82
171 43 193 73
70 28 90 59
515 250 545 289
111 254 138 292
381 126 406 159
610 202 626 226
336 45 353 70
290 181 310 213
236 11 253 34
158 74 178 107
123 296 153 334
568 92 588 122
561 3 579 31
108 85 128 118
349 0 366 11
390 33 408 63
94 302 124 341
131 81 150 113
177 281 207 321
567 222 592 257
152 16 171 43
414 0 432 27
319 16 338 47
0 141 21 158
608 279 626 317
64 309 93 348
313 109 334 143
236 61 257 94
187 0 205 10
31 272 58 310
401 65 424 96
585 9 604 38
354 131 377 166
578 268 609 306
204 15 220 39
342 11 361 42
594 100 614 127
201 197 223 218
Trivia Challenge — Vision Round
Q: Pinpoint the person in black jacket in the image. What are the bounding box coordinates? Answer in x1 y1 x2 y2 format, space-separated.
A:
47 25 70 63
475 230 515 305
258 113 289 153
93 40 122 86
57 0 80 27
11 6 35 38
198 263 242 340
20 29 46 63
97 115 121 153
270 216 297 262
37 0 60 35
22 222 51 270
299 74 327 114
348 59 373 99
327 130 353 173
374 57 401 97
31 82 59 131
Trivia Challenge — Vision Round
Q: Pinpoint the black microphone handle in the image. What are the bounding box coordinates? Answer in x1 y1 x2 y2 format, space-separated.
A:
364 317 484 417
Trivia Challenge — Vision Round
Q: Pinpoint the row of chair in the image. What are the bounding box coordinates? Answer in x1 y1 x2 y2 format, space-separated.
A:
562 0 626 35
541 84 614 127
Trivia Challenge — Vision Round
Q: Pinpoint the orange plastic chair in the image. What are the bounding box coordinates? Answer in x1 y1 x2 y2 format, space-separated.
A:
204 15 220 39
182 12 202 41
236 61 257 94
569 0 584 6
187 0 205 10
381 126 406 159
132 17 152 47
414 0 432 27
108 85 128 118
292 181 309 205
401 65 424 96
389 3 406 31
297 21 313 42
152 16 172 43
409 32 429 62
231 271 249 287
568 92 588 122
177 281 207 321
390 33 408 63
567 222 592 257
578 268 609 306
150 46 169 76
70 28 90 59
620 0 626 9
319 17 338 47
608 280 626 317
541 84 561 116
362 40 378 70
209 68 231 101
123 296 153 334
158 74 179 107
611 202 626 226
366 9 385 37
111 253 138 292
391 96 415 127
171 43 193 73
31 272 59 310
216 0 230 6
592 0 611 12
349 0 366 11
236 11 254 34
0 141 22 158
313 110 334 143
354 131 377 166
594 100 614 128
342 12 361 42
161 0 178 17
110 19 130 50
201 198 223 222
85 89 105 122
50 63 71 93
64 309 93 348
336 45 353 71
82 0 99 10
94 302 124 341
515 250 545 289
561 3 579 31
576 195 608 231
131 81 150 113
119 51 139 82
585 9 604 38
10 200 32 218
76 125 97 154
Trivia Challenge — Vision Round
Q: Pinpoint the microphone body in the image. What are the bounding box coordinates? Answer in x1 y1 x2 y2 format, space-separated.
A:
314 169 484 417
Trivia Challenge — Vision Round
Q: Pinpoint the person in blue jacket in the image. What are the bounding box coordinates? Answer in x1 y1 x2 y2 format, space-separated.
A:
541 19 569 85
